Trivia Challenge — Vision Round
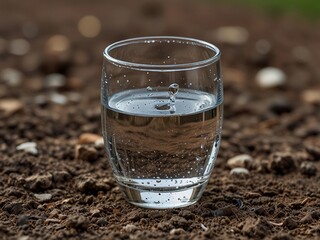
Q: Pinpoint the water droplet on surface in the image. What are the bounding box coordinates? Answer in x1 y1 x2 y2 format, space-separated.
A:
154 83 179 113
156 179 161 183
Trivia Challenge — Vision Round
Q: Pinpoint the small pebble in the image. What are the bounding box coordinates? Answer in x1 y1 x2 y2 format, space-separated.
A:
283 217 298 230
269 152 296 175
94 138 104 149
77 178 110 194
9 39 30 55
45 73 66 88
45 35 70 53
301 89 320 104
17 215 29 226
66 92 81 102
25 174 52 191
34 95 48 106
4 202 23 215
157 222 174 232
230 167 249 178
123 224 138 233
52 170 71 183
292 46 311 62
227 154 253 169
16 142 38 155
169 216 188 228
96 218 108 226
90 209 101 218
256 67 286 88
17 236 30 240
67 215 89 231
255 39 271 55
49 92 67 105
78 133 103 144
300 162 317 177
269 98 293 115
305 145 320 159
34 193 52 202
0 99 23 117
75 145 98 162
0 68 23 86
170 228 186 235
214 26 249 45
78 15 101 38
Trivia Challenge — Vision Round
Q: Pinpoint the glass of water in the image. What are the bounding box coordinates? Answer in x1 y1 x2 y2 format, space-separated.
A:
101 36 223 209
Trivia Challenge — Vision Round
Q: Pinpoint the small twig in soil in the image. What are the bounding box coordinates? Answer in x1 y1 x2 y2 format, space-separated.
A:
200 223 208 231
267 220 283 226
301 197 310 205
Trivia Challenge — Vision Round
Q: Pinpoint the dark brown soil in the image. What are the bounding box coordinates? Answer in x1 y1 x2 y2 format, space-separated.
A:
1 0 320 239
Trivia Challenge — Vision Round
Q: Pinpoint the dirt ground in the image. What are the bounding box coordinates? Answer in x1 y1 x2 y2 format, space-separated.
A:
0 0 320 239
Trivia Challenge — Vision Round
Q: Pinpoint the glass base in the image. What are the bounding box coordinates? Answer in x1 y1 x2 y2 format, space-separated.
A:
117 180 208 209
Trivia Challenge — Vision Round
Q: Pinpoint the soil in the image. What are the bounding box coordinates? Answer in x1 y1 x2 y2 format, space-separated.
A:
1 0 320 239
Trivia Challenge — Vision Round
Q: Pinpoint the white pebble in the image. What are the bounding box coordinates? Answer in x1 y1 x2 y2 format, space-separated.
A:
123 224 138 233
227 154 253 169
34 193 52 202
9 39 30 56
230 167 249 177
256 67 286 88
16 142 38 155
49 92 67 105
45 73 66 88
0 68 23 86
94 138 104 148
214 26 249 45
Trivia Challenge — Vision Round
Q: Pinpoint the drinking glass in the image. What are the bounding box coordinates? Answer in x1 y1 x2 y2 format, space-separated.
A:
101 36 223 209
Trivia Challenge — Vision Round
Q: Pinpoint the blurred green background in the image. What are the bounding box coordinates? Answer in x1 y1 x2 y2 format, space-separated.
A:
232 0 320 19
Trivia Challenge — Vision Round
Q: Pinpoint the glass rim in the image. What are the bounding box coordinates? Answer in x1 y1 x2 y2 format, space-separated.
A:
103 36 221 72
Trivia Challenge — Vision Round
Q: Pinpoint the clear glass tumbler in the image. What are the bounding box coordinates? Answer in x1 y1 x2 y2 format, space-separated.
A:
101 36 223 209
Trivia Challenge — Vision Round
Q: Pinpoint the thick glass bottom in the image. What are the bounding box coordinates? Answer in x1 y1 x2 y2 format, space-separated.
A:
117 179 208 209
